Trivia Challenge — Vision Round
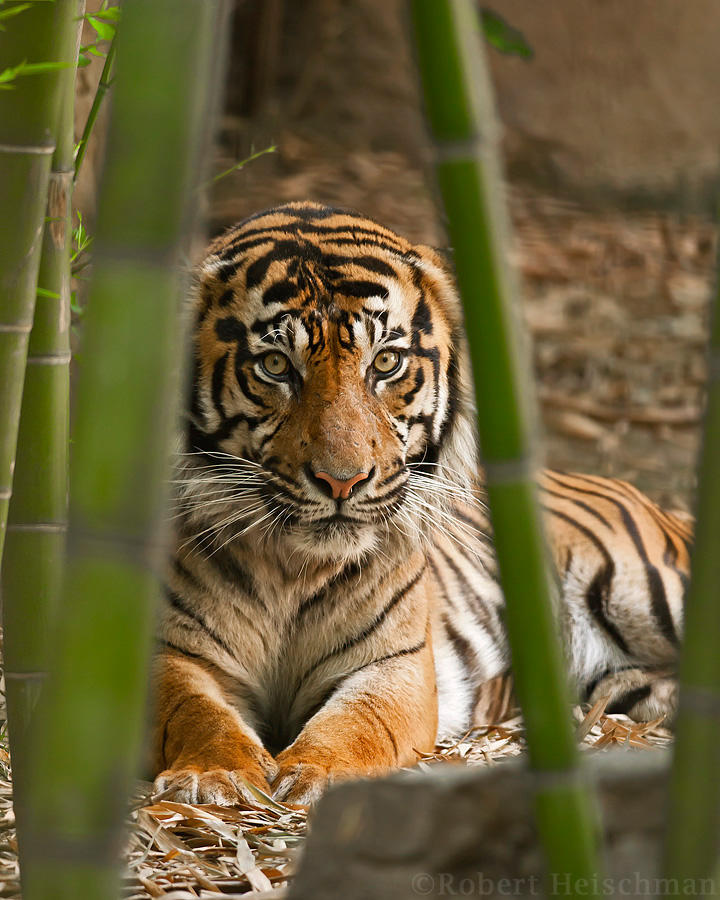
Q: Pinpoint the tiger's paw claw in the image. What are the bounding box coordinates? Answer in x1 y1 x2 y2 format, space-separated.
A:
153 766 274 807
271 761 333 806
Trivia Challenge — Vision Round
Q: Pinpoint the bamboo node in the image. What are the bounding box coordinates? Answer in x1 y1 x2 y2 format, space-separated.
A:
432 133 487 162
25 352 72 366
4 671 48 681
6 522 67 533
0 322 33 334
67 528 168 570
15 830 120 865
0 141 55 155
530 765 593 793
678 686 720 717
483 456 536 484
708 350 720 383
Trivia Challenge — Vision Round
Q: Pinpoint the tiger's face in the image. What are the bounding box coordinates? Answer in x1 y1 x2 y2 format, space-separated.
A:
181 203 477 563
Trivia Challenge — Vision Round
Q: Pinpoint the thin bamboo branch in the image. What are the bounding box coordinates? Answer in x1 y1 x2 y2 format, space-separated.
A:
73 34 115 183
409 0 603 891
663 252 720 886
2 1 84 854
0 1 77 565
20 2 230 898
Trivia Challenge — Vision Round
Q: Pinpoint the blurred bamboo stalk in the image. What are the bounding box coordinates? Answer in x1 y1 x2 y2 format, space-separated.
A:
409 0 603 891
1 0 84 844
664 252 720 887
20 2 230 898
0 1 77 564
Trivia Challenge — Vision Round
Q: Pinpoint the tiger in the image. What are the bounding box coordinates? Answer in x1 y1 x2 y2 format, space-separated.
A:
152 201 692 806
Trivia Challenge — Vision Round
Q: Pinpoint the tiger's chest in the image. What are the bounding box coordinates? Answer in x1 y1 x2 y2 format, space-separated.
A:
164 526 511 748
164 547 434 749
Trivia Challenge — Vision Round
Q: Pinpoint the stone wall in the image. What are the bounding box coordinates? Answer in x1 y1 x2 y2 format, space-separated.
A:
289 753 680 900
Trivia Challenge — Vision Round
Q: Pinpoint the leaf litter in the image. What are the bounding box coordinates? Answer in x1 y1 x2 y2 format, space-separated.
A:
0 680 671 899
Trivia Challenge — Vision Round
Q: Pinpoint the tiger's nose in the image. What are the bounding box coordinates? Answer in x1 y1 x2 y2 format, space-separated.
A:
310 468 371 500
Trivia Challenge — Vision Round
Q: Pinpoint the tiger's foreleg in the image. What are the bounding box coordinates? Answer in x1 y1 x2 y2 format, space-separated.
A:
151 651 277 805
273 637 438 805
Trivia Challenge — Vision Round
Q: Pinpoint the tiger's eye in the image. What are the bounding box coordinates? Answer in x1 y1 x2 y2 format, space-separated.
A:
261 352 290 378
373 350 402 375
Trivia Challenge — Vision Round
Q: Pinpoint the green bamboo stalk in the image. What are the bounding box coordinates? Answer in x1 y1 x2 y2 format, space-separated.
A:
19 2 228 898
663 255 720 888
409 0 603 892
1 0 84 845
0 1 77 565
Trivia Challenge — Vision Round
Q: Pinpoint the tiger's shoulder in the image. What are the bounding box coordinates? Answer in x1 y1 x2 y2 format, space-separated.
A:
538 468 692 577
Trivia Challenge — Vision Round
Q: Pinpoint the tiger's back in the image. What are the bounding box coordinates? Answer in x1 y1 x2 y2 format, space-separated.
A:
153 202 691 806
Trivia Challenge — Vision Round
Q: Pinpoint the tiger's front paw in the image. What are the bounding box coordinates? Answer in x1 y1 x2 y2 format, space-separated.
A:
154 766 271 805
154 748 279 806
271 759 332 806
272 750 365 806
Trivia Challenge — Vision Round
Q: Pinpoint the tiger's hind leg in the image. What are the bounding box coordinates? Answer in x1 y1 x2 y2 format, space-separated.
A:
469 669 677 728
539 470 691 727
585 666 677 721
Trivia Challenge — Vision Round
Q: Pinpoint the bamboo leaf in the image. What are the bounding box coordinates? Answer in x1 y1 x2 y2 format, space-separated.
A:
0 59 73 90
208 144 277 185
87 13 114 40
480 7 533 59
0 3 32 29
80 4 120 23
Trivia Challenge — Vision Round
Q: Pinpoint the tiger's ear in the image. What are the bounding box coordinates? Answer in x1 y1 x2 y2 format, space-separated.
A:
412 243 465 324
185 348 208 426
416 243 454 271
411 245 480 490
181 270 212 446
437 326 480 490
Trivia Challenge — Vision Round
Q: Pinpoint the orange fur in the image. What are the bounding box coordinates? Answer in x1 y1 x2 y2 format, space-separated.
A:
152 652 277 804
